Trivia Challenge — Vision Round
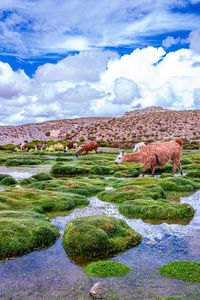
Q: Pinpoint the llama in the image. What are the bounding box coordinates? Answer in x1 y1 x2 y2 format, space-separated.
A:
115 138 183 176
20 142 32 151
35 141 45 151
64 141 77 152
133 142 146 152
76 141 99 157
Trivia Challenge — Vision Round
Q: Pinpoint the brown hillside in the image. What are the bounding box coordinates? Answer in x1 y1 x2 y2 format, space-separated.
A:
0 107 200 147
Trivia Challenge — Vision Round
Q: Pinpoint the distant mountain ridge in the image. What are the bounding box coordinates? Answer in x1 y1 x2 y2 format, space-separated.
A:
0 107 200 146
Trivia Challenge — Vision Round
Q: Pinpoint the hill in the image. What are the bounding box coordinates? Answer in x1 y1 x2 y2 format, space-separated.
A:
0 107 200 148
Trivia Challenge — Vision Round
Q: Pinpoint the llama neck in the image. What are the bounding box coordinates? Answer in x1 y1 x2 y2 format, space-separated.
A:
77 148 83 155
123 152 144 163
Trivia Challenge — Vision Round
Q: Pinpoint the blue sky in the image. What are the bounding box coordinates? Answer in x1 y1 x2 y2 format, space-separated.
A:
0 0 200 125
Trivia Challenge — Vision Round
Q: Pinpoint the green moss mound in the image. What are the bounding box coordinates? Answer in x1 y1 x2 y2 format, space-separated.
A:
31 173 53 181
84 260 131 277
0 188 89 215
5 158 44 166
98 184 166 204
114 169 140 178
50 165 90 177
159 177 200 192
0 174 12 181
90 165 115 175
63 215 142 258
28 179 104 196
185 171 200 179
0 210 60 258
160 260 200 283
112 177 200 193
159 173 173 179
0 176 17 186
55 157 73 162
119 199 194 220
180 159 193 165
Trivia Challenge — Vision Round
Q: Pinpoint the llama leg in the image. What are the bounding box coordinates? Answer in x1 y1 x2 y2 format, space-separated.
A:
178 162 183 175
151 165 155 177
172 161 178 175
142 162 151 176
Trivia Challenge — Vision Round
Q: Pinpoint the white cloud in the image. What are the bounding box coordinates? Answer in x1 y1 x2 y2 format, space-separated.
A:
113 77 141 104
35 51 119 83
162 36 181 48
189 29 200 54
1 46 200 125
0 0 200 56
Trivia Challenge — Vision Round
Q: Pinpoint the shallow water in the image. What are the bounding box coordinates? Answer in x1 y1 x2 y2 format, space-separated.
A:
0 165 52 180
0 172 200 299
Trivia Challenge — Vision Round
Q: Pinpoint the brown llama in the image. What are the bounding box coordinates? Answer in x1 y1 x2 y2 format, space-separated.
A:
115 138 183 176
76 141 99 157
35 141 45 151
64 141 77 152
20 142 33 151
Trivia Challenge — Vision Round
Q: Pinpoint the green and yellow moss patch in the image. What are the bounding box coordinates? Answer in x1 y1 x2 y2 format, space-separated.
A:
50 165 90 177
114 169 140 178
158 177 200 192
84 260 131 277
98 184 166 204
63 215 142 259
0 174 17 186
112 177 199 193
119 199 194 220
5 156 50 166
28 179 104 197
0 210 60 258
0 188 89 216
160 260 200 283
89 165 115 175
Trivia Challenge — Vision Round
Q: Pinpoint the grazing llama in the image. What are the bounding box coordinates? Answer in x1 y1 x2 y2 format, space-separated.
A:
64 141 77 152
20 142 32 151
115 138 183 176
76 141 99 157
133 142 146 152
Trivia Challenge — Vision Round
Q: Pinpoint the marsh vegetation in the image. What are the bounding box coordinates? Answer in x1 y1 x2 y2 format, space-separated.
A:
0 148 200 299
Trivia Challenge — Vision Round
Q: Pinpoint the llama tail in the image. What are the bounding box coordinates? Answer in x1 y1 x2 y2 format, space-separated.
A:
174 138 183 147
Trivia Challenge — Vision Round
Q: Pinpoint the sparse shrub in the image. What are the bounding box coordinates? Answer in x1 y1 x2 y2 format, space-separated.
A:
45 131 51 137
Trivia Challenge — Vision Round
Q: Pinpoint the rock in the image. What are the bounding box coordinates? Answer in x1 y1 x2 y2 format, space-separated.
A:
90 282 104 298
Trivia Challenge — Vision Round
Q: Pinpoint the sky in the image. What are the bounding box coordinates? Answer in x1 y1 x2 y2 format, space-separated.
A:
0 0 200 125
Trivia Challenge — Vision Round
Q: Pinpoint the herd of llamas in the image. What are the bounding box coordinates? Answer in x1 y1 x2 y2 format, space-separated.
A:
19 138 184 177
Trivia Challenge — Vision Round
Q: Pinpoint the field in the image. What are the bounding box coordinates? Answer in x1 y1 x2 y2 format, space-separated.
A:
0 148 200 299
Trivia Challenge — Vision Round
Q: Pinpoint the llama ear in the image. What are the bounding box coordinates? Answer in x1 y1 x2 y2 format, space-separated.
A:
120 150 124 156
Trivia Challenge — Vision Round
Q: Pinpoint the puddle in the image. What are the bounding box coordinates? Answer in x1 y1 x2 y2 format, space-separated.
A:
0 177 200 299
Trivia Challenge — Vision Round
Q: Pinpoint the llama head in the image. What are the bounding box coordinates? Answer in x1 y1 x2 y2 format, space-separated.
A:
115 151 124 164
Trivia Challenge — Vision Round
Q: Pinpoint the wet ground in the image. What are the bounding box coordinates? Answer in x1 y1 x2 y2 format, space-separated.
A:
0 166 200 299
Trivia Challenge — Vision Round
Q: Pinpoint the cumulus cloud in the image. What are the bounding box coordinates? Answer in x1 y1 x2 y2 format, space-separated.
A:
0 62 31 99
1 46 200 125
188 29 200 54
113 77 141 105
35 51 119 83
